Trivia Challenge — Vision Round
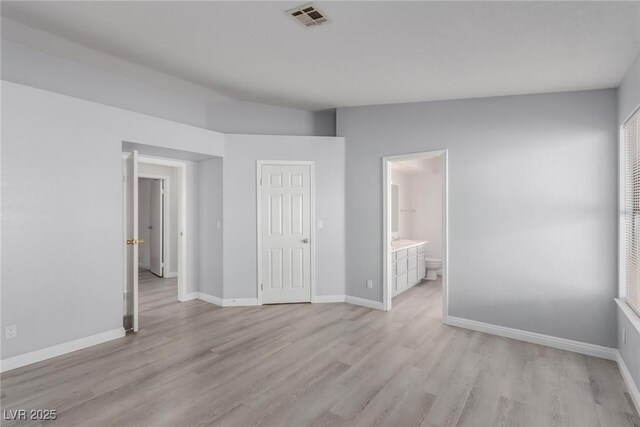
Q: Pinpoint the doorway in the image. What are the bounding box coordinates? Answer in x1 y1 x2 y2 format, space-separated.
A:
138 177 166 277
123 151 188 332
257 161 316 304
382 150 449 320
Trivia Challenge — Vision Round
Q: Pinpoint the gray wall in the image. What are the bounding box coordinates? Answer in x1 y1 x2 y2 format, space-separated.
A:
338 89 618 348
1 81 224 359
198 158 224 299
223 134 346 299
205 101 335 137
618 52 640 395
1 39 336 137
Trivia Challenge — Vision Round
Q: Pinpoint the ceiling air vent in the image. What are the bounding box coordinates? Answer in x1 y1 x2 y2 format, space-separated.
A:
287 3 329 27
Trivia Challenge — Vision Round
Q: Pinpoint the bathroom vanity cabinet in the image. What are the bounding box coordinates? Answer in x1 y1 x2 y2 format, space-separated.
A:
391 241 427 296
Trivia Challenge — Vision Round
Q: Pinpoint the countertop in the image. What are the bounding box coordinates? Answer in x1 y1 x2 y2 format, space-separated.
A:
391 240 428 252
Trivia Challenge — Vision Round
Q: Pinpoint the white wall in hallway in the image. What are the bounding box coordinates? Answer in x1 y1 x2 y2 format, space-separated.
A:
138 178 152 269
411 157 444 261
390 166 414 239
138 163 180 276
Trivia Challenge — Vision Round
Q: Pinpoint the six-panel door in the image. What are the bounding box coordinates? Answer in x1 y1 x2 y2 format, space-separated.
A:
261 164 312 304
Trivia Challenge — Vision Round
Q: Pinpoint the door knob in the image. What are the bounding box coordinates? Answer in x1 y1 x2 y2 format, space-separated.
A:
302 239 309 243
126 239 145 245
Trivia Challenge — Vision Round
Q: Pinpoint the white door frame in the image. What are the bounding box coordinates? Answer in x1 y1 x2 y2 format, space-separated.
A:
123 152 189 303
382 150 449 322
256 160 316 305
138 174 170 278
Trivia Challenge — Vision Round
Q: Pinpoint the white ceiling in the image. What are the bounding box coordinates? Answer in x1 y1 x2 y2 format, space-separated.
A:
2 1 639 111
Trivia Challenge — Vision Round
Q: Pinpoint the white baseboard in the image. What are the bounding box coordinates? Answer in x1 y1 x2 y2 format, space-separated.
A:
197 292 224 306
139 263 150 270
197 293 348 306
195 293 259 307
222 297 260 307
179 292 199 302
447 316 617 361
617 350 640 415
345 295 385 310
0 328 126 373
165 271 178 278
314 295 346 303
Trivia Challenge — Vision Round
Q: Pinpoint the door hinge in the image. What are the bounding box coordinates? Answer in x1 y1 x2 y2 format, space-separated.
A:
259 178 262 185
261 283 264 291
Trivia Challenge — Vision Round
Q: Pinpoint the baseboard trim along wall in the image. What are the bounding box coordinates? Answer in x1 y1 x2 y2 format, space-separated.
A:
196 292 259 307
447 316 617 361
194 292 384 309
165 271 178 279
345 295 385 310
314 295 346 303
180 292 199 302
0 328 126 373
617 350 640 415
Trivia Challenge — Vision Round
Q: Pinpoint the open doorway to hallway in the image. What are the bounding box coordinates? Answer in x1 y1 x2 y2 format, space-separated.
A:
383 150 448 321
123 152 188 332
138 177 166 278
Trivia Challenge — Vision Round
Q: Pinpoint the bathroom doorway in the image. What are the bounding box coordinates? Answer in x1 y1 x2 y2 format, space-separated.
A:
382 150 448 320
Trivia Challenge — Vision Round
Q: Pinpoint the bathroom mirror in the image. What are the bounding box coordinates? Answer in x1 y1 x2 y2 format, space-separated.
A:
391 184 399 233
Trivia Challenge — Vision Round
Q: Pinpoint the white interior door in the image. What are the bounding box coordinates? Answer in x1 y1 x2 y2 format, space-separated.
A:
149 179 164 277
261 164 312 304
125 151 139 332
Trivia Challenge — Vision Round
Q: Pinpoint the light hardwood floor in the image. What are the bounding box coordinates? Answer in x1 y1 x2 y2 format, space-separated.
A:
1 275 638 426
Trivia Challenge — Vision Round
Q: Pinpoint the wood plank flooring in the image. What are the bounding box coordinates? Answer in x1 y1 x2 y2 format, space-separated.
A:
1 275 638 426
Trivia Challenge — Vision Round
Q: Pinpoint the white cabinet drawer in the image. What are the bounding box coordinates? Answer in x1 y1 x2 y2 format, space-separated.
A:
408 247 418 257
396 249 408 260
418 244 426 254
396 258 408 275
408 255 417 270
396 273 408 290
408 268 418 284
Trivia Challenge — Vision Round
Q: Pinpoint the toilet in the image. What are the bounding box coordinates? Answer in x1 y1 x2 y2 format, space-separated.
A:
425 257 442 280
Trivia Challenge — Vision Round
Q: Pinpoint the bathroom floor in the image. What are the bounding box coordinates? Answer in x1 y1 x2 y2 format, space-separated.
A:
392 276 442 315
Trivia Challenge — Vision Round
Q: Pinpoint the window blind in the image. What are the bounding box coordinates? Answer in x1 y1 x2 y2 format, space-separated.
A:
625 110 640 316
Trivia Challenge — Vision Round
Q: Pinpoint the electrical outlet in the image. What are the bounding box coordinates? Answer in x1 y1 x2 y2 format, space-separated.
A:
317 220 324 229
366 279 373 289
623 328 627 345
5 325 17 340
